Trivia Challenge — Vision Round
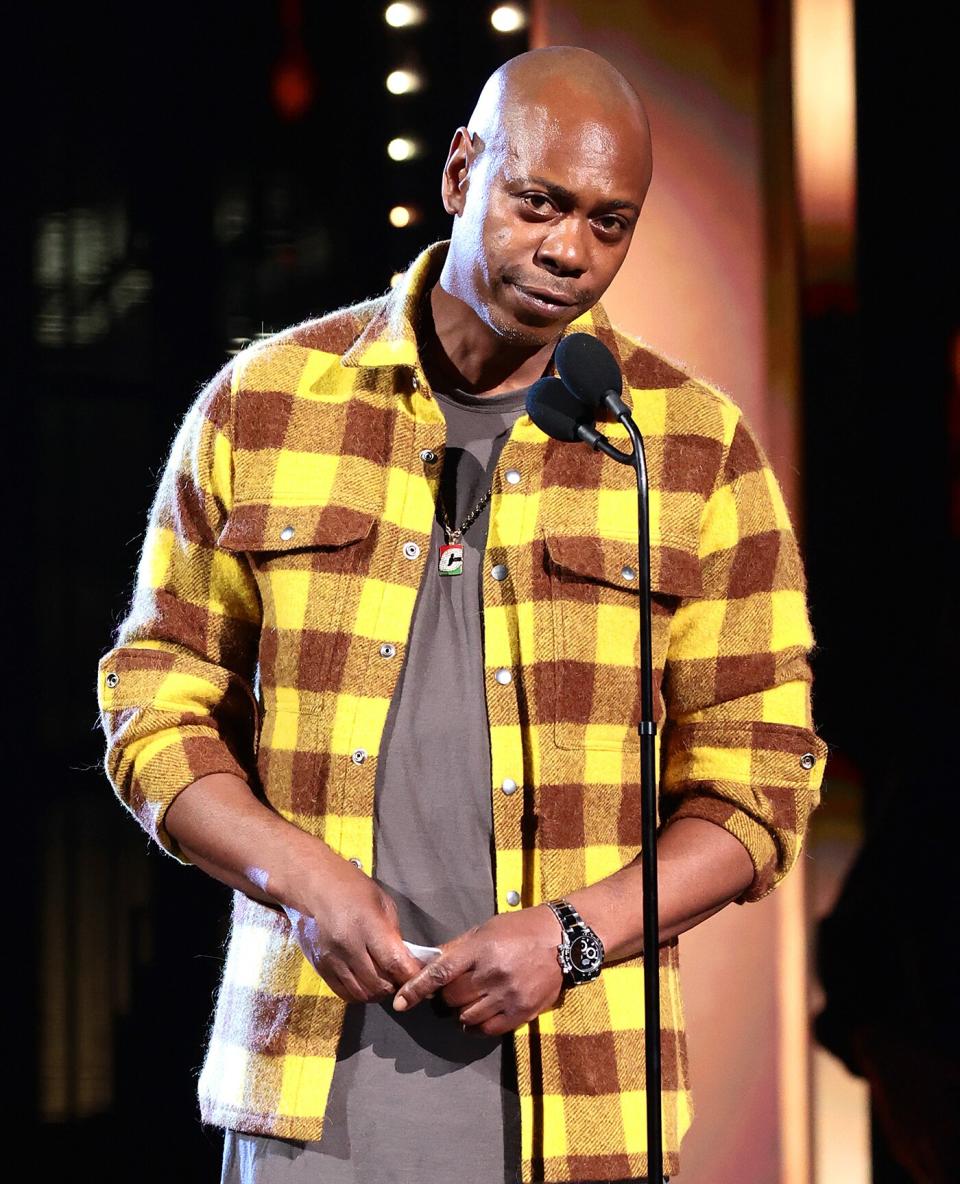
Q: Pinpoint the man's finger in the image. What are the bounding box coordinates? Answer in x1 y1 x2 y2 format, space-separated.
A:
473 1011 512 1038
369 938 425 986
317 963 350 1002
440 974 482 1008
457 993 499 1028
324 958 370 1004
348 949 397 999
392 945 471 1011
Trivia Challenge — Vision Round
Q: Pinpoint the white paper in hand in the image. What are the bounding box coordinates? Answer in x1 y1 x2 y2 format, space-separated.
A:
402 939 442 962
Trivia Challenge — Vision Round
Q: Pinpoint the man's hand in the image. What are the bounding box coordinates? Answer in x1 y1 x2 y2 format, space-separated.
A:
392 905 566 1037
284 858 425 1005
164 772 424 1005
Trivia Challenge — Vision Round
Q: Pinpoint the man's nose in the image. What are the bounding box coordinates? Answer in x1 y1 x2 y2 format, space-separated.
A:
537 215 589 277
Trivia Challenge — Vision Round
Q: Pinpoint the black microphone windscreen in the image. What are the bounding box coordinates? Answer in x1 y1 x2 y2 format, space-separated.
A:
526 377 592 442
555 333 623 410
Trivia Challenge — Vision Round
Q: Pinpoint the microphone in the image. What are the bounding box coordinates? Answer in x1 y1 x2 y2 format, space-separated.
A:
526 377 632 465
554 332 633 422
538 334 668 1184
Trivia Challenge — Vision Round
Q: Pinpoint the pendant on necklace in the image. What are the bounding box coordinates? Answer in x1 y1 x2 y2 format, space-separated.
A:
438 541 464 576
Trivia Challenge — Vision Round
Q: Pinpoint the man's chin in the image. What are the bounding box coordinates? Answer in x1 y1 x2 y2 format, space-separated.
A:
489 302 573 348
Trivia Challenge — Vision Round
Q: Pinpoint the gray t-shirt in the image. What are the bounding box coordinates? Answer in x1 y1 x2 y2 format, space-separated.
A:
221 383 530 1184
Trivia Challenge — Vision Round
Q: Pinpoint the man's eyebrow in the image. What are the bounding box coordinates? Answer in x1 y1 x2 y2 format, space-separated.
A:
516 175 641 215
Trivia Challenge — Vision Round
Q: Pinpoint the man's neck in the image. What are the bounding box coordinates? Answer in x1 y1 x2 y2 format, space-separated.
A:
419 281 558 397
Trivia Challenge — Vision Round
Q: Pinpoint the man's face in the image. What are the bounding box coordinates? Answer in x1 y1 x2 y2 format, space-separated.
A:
442 100 649 348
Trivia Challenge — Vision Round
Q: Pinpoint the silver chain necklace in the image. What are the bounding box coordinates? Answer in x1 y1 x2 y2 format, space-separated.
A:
437 481 493 576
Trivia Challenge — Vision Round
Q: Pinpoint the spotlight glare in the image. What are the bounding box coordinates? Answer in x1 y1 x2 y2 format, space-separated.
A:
387 136 418 162
390 272 405 288
385 3 423 27
386 69 421 95
490 5 526 33
389 205 413 228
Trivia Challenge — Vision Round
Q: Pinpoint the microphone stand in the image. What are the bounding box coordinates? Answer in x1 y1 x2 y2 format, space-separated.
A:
580 407 667 1184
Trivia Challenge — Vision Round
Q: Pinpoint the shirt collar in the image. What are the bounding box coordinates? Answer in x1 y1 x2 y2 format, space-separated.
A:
339 238 627 380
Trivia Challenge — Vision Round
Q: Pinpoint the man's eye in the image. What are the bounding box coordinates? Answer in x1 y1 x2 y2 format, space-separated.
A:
595 217 626 234
522 194 553 213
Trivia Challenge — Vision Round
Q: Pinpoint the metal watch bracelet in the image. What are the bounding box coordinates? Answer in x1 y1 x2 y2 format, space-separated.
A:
545 898 605 986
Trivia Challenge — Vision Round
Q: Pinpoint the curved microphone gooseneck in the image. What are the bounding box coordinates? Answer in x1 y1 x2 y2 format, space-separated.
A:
528 333 668 1184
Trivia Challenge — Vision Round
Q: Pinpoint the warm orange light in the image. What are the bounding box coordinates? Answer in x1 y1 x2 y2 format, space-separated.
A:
793 0 857 256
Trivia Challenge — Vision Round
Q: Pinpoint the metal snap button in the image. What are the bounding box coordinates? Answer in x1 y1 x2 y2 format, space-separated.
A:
411 374 419 390
495 668 512 685
349 857 363 870
105 672 119 688
620 565 636 581
491 564 508 581
505 469 521 485
501 777 518 796
351 748 368 764
403 541 421 560
379 642 397 658
800 752 816 771
420 449 437 464
506 890 521 907
279 525 295 542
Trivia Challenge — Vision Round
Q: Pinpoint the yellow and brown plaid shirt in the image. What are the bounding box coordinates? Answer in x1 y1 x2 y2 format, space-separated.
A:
97 239 827 1182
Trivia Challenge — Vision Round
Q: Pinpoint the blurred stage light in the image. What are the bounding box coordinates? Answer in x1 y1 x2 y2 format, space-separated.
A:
272 54 315 121
387 137 418 161
490 4 526 32
386 69 422 95
390 272 405 288
385 3 423 27
389 205 417 228
794 0 856 242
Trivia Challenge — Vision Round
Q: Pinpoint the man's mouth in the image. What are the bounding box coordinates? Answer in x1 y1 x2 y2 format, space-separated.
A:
508 281 578 316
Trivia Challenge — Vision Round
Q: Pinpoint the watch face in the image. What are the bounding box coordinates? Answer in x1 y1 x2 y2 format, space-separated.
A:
569 932 603 974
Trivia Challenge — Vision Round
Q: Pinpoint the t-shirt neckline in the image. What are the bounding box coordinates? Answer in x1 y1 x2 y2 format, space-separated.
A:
433 385 530 414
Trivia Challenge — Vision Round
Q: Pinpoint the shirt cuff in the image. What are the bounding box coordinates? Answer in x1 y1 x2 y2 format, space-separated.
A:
659 720 829 903
116 716 251 863
98 649 256 864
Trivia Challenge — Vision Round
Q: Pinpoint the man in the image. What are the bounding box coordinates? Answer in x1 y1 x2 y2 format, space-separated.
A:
97 46 826 1184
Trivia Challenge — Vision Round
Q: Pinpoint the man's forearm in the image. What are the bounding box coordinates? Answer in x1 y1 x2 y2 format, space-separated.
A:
564 816 756 962
166 780 754 953
164 772 340 912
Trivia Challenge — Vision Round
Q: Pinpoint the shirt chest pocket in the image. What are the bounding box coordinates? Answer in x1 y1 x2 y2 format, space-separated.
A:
543 530 701 751
217 501 379 719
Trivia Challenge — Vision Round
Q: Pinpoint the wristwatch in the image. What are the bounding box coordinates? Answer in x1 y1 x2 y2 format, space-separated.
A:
544 899 605 987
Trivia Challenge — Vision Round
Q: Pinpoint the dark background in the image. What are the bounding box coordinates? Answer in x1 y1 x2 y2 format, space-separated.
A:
5 2 954 1180
6 2 528 1177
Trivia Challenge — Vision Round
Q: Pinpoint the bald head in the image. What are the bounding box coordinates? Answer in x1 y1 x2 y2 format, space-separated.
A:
433 46 653 357
466 47 652 195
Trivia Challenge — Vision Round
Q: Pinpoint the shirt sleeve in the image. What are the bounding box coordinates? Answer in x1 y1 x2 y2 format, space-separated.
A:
95 360 262 864
658 408 828 903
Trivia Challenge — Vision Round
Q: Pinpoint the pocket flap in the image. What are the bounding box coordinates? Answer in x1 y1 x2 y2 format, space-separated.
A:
218 501 377 552
544 531 701 598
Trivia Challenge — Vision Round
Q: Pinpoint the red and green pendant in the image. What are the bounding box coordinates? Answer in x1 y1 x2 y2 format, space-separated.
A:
439 531 464 576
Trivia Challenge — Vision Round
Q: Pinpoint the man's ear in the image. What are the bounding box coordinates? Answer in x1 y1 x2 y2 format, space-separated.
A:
440 127 476 216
